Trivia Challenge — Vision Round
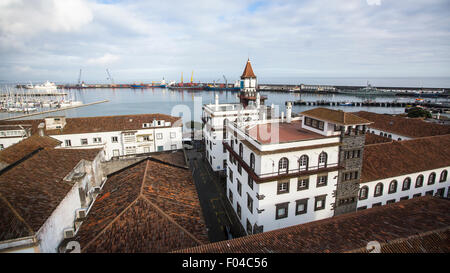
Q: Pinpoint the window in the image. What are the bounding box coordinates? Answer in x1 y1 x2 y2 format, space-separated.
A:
65 140 72 147
297 178 309 191
236 203 241 219
359 186 369 200
229 168 233 183
275 202 289 220
248 176 253 190
111 136 118 143
277 181 289 194
318 152 327 168
113 149 119 157
295 199 308 215
239 143 243 158
386 199 396 204
372 202 382 207
93 137 102 143
171 144 177 150
237 179 242 196
428 173 436 185
278 157 289 174
299 155 309 171
170 132 176 139
125 146 136 155
317 175 328 187
400 196 409 201
415 175 424 188
357 206 367 211
123 132 135 143
238 163 242 175
388 180 397 194
314 195 326 211
247 194 253 214
246 219 252 235
436 188 445 197
402 177 411 191
440 170 448 182
228 189 233 204
156 133 163 140
143 135 151 142
425 190 434 196
374 183 383 197
413 193 422 198
81 138 88 145
250 153 255 170
305 117 312 126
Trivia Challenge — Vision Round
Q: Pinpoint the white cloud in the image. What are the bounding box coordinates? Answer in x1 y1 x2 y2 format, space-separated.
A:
87 53 120 66
367 0 382 5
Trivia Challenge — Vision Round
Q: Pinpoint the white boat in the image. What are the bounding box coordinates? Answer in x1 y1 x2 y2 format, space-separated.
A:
30 81 58 91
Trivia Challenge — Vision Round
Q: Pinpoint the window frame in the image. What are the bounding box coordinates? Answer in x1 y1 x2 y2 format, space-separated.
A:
275 202 289 220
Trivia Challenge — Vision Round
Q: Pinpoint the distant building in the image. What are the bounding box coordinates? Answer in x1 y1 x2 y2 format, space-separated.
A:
354 111 450 141
0 113 183 160
0 141 105 253
177 196 450 253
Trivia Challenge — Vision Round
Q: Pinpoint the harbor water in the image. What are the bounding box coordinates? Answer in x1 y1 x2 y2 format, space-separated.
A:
0 87 448 125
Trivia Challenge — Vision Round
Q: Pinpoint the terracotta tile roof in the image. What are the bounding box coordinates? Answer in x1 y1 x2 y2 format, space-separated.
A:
354 111 450 138
246 121 327 144
361 134 450 183
150 150 187 168
75 156 209 253
0 148 101 241
301 108 372 126
176 196 450 253
45 113 182 135
0 135 61 165
241 59 256 78
364 132 393 145
0 119 42 135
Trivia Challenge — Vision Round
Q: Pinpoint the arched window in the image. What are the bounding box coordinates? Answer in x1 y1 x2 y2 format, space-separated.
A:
402 177 411 191
389 180 397 194
428 172 436 185
374 183 383 197
278 157 289 174
239 143 243 158
440 170 448 182
299 155 309 171
359 186 369 200
415 175 424 188
250 153 255 170
388 134 392 139
318 152 327 168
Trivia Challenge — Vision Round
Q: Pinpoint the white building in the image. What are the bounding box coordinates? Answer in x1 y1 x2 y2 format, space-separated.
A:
224 107 372 234
0 142 105 253
0 113 183 160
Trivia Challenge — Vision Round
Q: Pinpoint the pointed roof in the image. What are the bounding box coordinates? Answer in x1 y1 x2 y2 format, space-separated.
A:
241 59 256 78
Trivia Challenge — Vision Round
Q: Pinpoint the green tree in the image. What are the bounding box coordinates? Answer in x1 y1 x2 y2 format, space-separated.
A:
407 107 432 118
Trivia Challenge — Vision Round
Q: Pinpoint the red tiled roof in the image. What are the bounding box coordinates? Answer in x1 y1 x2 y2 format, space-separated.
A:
364 132 393 145
0 135 61 165
361 134 450 183
45 113 182 135
0 148 101 241
301 108 372 126
176 196 450 253
75 156 209 253
354 111 450 138
241 59 256 78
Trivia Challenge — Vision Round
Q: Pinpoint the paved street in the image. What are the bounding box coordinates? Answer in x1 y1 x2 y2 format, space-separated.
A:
186 142 246 243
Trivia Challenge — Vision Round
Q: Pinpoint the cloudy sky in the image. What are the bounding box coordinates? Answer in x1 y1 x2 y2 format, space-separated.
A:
0 0 449 84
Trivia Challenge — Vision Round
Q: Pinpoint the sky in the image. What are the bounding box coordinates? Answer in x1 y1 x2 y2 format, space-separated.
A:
0 0 449 84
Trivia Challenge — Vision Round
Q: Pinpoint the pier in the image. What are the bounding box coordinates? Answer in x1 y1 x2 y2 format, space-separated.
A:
1 100 109 120
291 100 450 113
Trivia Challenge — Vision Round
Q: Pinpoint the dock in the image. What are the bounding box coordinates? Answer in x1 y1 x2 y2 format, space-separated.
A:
1 100 109 120
291 100 450 113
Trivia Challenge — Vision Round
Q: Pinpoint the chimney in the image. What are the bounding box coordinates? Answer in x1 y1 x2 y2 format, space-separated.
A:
38 122 45 137
215 93 219 108
286 101 292 123
256 93 260 109
281 111 285 123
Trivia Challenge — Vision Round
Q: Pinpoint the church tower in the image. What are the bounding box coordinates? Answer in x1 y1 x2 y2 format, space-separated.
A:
239 59 266 108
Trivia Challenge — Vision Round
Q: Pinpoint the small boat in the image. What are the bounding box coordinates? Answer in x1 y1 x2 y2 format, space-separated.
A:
340 102 353 106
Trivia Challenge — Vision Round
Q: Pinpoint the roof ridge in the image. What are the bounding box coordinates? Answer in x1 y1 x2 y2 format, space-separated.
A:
64 113 180 121
0 147 43 176
0 193 34 236
365 133 450 147
106 157 150 178
148 156 189 169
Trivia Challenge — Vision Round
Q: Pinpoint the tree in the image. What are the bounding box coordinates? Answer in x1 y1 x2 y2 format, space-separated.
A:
407 107 432 118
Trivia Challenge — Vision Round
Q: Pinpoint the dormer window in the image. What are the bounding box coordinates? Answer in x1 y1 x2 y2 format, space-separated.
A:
143 123 151 128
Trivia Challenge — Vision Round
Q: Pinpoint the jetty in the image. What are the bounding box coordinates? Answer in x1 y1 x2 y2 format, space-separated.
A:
1 100 109 121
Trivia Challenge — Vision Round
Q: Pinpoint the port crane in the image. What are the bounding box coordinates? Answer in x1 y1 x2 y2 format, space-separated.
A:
106 69 115 86
223 75 227 88
77 69 82 86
